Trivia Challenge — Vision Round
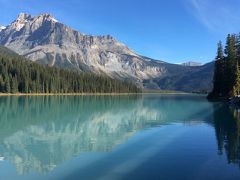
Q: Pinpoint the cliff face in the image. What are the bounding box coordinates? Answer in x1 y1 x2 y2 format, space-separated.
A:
0 13 166 81
0 13 214 91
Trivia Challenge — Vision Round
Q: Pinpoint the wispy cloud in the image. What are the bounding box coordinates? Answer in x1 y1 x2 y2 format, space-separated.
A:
186 0 240 34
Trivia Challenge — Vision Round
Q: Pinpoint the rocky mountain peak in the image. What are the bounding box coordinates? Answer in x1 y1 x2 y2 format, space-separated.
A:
16 12 32 21
10 13 32 31
10 13 58 32
35 13 58 23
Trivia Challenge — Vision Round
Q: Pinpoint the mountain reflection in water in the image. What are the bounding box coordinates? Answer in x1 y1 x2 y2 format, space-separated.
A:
0 95 239 177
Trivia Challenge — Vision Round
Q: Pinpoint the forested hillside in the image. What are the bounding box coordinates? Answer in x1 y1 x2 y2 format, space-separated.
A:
208 33 240 99
145 62 214 93
0 46 141 94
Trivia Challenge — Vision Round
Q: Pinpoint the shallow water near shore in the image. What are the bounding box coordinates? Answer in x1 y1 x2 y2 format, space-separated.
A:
0 94 240 180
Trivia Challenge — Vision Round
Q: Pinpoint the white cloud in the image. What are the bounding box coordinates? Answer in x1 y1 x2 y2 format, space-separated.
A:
186 0 240 34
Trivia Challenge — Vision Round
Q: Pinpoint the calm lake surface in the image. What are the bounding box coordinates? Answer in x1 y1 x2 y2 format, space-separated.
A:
0 94 240 180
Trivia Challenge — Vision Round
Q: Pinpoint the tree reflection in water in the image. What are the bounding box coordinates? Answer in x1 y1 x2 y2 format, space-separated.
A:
213 103 240 167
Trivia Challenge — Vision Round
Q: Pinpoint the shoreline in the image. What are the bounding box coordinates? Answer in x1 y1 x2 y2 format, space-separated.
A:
0 92 193 96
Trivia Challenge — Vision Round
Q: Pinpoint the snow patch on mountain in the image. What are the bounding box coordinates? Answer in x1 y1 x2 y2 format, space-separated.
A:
0 26 6 32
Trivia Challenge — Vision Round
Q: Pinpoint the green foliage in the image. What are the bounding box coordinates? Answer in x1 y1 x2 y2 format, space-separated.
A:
233 62 240 96
0 46 141 94
212 41 225 95
208 33 240 99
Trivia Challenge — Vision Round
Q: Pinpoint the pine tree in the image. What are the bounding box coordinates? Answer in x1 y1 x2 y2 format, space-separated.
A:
213 41 224 96
236 33 240 65
225 34 237 95
0 75 4 92
209 34 239 99
233 62 240 97
5 76 10 93
10 76 18 93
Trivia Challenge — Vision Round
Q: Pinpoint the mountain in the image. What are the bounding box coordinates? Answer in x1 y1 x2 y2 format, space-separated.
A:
150 62 214 92
0 13 214 91
181 61 202 67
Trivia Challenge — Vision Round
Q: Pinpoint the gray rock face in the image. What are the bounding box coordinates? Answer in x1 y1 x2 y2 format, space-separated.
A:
0 13 214 91
0 13 166 82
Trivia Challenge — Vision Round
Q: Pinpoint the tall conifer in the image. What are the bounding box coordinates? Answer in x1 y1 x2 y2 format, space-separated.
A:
213 41 224 96
225 34 237 95
233 62 240 96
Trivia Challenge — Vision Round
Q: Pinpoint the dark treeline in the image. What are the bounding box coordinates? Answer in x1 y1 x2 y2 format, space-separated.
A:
0 47 141 94
208 33 240 99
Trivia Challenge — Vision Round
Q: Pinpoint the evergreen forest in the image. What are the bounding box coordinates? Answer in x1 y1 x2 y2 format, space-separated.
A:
0 46 141 94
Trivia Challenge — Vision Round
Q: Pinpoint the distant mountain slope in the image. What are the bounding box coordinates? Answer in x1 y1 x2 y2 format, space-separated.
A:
0 45 20 58
143 62 214 92
153 62 214 92
181 61 202 67
0 13 214 92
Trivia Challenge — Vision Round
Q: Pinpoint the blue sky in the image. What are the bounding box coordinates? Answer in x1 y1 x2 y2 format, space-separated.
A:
0 0 240 64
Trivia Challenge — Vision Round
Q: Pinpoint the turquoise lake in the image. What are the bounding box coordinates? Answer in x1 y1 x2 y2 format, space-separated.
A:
0 94 240 180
